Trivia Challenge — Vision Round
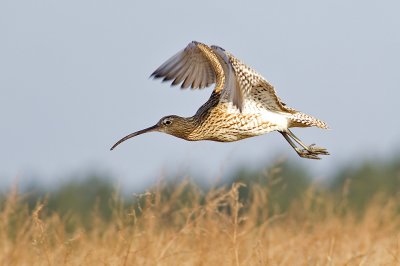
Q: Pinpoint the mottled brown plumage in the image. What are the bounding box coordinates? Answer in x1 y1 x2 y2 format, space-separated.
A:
111 41 329 159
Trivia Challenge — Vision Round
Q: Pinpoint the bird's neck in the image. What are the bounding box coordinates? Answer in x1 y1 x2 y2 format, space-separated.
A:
182 94 220 141
171 116 200 141
179 115 206 141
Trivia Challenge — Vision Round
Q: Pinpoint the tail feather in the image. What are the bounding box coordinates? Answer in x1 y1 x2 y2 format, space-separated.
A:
288 112 329 129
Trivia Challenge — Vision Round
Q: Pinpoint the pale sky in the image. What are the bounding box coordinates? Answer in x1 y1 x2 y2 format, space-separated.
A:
1 0 399 190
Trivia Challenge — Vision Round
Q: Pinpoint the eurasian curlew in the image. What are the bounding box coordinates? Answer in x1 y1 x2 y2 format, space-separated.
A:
111 41 329 159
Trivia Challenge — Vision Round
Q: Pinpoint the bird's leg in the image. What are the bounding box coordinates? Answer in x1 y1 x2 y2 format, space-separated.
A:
279 131 321 160
287 130 329 156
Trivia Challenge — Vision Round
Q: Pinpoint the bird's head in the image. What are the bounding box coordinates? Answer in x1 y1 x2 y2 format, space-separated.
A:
110 115 195 150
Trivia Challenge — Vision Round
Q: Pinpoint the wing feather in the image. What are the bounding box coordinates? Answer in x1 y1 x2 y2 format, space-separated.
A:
161 57 186 82
173 57 192 86
181 62 195 88
211 45 243 110
151 42 216 89
226 52 295 113
188 61 199 89
151 41 292 113
198 65 207 88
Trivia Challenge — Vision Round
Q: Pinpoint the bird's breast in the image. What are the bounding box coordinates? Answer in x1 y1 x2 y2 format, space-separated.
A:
188 102 289 142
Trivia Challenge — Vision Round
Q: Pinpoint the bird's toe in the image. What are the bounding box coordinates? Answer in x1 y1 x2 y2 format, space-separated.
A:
308 146 329 155
297 149 321 160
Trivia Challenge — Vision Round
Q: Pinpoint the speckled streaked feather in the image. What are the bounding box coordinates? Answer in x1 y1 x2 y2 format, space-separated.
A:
225 52 297 114
112 41 329 159
195 42 225 94
288 112 329 129
151 41 328 130
187 92 280 142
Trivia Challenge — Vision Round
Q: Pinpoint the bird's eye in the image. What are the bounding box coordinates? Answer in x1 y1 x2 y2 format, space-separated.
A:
164 119 172 125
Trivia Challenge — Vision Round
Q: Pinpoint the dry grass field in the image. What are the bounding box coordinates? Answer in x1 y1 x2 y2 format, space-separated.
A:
1 177 400 266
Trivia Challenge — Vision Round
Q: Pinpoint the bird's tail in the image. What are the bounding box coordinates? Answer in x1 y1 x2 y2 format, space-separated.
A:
288 112 329 129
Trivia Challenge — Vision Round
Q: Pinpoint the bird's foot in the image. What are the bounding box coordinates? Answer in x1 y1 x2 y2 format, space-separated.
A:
307 144 330 155
296 145 329 160
297 149 321 160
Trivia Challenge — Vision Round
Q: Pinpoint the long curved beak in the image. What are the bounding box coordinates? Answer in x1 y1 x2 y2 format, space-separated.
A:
110 124 159 150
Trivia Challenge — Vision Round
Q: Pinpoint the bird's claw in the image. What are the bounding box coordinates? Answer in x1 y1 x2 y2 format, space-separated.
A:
296 145 329 160
297 149 321 160
307 144 330 155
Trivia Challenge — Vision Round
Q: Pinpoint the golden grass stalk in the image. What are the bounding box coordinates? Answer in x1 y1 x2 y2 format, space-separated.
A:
1 178 400 265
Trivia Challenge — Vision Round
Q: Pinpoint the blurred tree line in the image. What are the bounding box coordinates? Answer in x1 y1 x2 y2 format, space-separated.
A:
1 156 400 229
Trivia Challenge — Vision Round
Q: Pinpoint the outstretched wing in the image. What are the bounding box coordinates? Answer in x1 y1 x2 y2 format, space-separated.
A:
211 46 243 111
151 42 217 89
152 41 246 108
151 41 291 112
226 52 296 113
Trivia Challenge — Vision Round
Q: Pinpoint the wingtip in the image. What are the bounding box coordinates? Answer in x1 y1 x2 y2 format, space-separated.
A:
211 45 225 51
149 71 161 80
234 103 244 113
191 41 206 47
231 91 245 113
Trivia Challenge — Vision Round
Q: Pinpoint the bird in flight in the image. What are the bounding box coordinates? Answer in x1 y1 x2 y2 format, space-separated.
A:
111 41 329 159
